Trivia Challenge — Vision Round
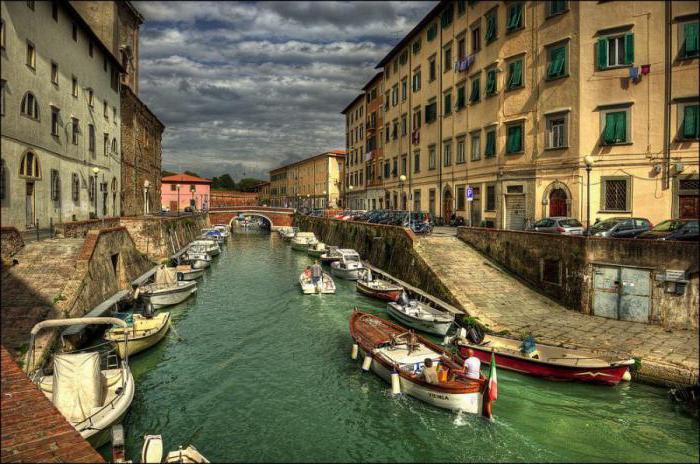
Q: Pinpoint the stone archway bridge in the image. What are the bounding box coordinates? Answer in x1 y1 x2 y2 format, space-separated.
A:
208 207 295 230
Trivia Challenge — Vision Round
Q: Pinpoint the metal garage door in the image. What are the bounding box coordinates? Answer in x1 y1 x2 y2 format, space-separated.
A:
592 265 651 323
505 194 526 230
593 266 620 319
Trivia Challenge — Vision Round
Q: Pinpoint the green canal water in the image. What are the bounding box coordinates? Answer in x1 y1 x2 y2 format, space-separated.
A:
114 231 698 462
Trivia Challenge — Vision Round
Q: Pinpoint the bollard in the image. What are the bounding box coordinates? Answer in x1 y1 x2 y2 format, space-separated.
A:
361 354 372 372
351 343 358 360
391 371 401 395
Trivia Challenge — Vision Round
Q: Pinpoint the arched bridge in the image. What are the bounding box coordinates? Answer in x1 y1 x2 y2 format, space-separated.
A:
208 207 295 230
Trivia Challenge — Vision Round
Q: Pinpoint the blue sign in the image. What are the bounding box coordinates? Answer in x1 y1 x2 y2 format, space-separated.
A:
466 186 474 201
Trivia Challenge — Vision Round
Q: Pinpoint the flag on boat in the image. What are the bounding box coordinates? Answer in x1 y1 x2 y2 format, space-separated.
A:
488 350 498 401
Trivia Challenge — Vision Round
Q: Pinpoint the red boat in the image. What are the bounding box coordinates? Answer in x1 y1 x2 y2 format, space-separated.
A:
355 277 403 302
455 334 634 386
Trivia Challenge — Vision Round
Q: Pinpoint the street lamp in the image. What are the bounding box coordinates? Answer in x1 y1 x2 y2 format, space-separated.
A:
584 156 595 232
143 180 150 215
190 184 196 212
399 174 407 211
348 185 354 209
92 167 99 217
176 184 181 216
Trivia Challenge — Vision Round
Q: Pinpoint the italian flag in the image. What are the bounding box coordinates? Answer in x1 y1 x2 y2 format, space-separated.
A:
487 351 498 401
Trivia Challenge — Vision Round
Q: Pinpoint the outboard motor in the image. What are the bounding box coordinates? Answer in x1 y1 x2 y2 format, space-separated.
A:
177 271 184 281
399 291 410 306
143 301 155 319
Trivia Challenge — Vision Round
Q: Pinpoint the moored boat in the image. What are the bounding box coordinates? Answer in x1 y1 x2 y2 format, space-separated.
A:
139 266 198 309
182 250 211 269
319 246 342 265
307 241 327 258
355 269 403 302
349 310 494 417
387 292 455 336
141 435 210 464
298 270 336 294
104 310 171 358
280 227 298 241
330 249 364 280
291 232 318 251
190 239 220 256
174 264 205 280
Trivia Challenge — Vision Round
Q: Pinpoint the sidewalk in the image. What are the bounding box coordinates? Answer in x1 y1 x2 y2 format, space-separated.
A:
415 235 699 386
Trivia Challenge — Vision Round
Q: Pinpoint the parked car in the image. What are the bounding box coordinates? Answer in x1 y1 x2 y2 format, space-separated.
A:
586 217 652 238
528 217 584 235
636 219 699 241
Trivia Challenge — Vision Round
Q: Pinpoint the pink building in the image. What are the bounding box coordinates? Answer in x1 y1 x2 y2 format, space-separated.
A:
161 173 212 212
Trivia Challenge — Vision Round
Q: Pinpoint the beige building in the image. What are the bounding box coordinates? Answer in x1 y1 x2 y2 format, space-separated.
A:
1 0 124 230
341 95 366 209
347 0 699 227
269 150 346 209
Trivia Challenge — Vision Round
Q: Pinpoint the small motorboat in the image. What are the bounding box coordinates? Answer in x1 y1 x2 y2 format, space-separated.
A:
387 292 455 336
307 241 327 258
182 250 211 269
279 227 298 241
190 239 220 256
299 270 336 294
290 232 318 251
669 383 699 418
319 246 342 265
355 269 403 302
174 263 205 281
212 224 231 238
139 266 198 309
349 310 494 417
27 317 136 448
142 435 210 464
330 249 364 280
453 334 635 386
203 229 225 244
104 307 171 358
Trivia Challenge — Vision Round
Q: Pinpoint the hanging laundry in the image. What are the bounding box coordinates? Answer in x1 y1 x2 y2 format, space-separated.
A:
629 67 639 80
640 64 651 75
466 55 475 69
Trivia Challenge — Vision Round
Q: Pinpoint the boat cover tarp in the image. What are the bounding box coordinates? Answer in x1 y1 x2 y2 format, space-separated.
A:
155 266 177 285
52 352 102 422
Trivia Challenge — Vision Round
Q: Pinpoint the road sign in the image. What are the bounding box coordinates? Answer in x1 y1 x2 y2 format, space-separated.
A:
466 186 474 202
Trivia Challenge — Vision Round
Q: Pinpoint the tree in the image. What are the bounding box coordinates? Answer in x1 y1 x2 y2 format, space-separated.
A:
237 178 266 192
212 174 236 190
161 170 176 177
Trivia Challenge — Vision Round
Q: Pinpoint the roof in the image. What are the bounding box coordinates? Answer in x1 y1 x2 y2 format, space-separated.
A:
270 150 347 173
362 72 384 91
64 1 124 72
161 173 212 184
375 1 447 69
340 93 366 115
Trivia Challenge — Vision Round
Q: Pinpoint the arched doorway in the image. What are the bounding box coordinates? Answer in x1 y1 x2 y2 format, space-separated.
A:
19 151 41 228
443 187 453 220
549 188 568 217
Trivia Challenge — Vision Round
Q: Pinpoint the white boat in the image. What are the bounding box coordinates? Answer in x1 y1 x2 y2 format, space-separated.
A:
212 224 230 238
330 249 365 280
166 446 210 463
319 246 342 265
386 291 455 336
201 231 225 245
307 242 327 258
27 317 136 448
279 226 298 241
182 250 211 269
174 264 204 280
141 435 210 464
104 310 171 358
140 266 198 309
190 239 220 256
291 232 318 251
299 271 336 294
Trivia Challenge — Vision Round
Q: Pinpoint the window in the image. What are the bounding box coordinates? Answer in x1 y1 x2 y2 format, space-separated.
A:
71 117 79 144
384 161 390 178
506 123 524 153
88 124 96 155
441 4 454 28
680 21 699 59
546 113 568 148
485 128 496 158
427 23 438 42
412 69 421 92
601 109 629 145
89 176 95 202
413 108 422 129
391 84 398 106
104 133 109 155
0 80 5 116
401 113 408 136
485 9 497 44
506 58 523 90
458 0 466 16
393 59 398 74
601 177 630 211
401 78 407 101
19 151 40 178
472 25 481 53
444 46 452 72
443 141 452 166
485 68 497 96
680 104 699 140
457 138 465 164
72 23 78 42
401 155 407 175
428 145 436 170
547 43 567 79
51 107 60 136
26 41 36 69
507 3 524 32
486 185 496 211
414 150 421 173
425 101 437 124
457 37 466 60
444 90 452 116
470 75 480 102
20 92 39 119
471 132 481 161
597 34 634 69
413 39 421 54
429 57 436 82
385 123 390 143
0 19 4 50
50 170 60 201
89 41 94 57
52 1 58 21
548 1 568 17
51 62 59 85
88 89 94 107
456 84 466 110
72 76 78 97
104 100 109 119
392 120 399 140
399 50 408 66
392 157 398 177
457 186 466 211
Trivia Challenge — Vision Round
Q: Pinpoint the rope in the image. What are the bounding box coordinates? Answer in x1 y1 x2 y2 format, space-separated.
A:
170 323 184 342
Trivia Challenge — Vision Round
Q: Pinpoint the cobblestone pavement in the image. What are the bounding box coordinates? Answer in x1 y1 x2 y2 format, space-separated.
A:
416 235 699 385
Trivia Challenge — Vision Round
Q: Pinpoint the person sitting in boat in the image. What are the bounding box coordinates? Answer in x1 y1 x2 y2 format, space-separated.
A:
311 261 323 285
421 358 439 384
520 335 540 359
303 266 312 279
462 348 481 380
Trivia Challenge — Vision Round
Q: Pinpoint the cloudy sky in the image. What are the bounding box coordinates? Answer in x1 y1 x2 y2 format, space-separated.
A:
134 1 435 180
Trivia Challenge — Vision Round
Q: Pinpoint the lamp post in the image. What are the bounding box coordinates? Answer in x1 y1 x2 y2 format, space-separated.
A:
399 174 407 211
92 167 99 217
584 156 595 232
190 184 196 212
176 184 181 216
143 180 150 215
348 185 354 209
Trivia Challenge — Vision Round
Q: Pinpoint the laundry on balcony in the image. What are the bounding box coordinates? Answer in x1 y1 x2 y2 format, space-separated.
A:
454 55 474 73
411 130 420 145
365 151 373 161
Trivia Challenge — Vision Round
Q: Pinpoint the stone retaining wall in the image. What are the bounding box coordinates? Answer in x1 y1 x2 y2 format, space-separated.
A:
119 214 210 261
0 227 24 259
54 217 120 238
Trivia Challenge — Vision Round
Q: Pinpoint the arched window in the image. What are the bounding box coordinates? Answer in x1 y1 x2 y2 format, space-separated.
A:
19 151 40 179
20 91 39 120
111 137 117 155
111 177 117 192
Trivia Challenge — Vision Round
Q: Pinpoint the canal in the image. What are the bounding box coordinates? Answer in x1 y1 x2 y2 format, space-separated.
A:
117 230 699 462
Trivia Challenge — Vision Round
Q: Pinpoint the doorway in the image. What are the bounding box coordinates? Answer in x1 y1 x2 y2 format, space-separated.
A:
25 182 35 228
443 188 453 219
170 200 178 212
505 194 526 230
549 188 568 217
592 265 651 323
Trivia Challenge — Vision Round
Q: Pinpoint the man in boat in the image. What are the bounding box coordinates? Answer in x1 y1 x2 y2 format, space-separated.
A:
421 358 439 384
311 260 323 285
462 348 481 380
303 266 312 279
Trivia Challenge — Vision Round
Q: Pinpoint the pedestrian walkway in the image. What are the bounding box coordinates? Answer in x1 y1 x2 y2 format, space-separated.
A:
415 235 699 386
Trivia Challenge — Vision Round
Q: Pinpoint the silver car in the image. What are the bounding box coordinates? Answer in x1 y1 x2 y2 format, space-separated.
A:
528 217 585 235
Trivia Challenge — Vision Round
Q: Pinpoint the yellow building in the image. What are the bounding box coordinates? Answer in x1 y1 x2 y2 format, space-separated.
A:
341 94 367 209
269 150 346 209
346 0 698 227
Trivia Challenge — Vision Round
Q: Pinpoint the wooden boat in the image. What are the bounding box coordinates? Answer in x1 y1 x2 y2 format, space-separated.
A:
307 242 327 258
141 435 210 464
291 232 318 251
387 292 455 336
319 246 342 265
104 311 171 358
355 269 403 302
279 227 298 241
166 446 210 463
299 271 336 294
182 250 211 269
454 334 635 386
330 249 365 280
349 310 493 417
190 239 220 256
174 264 204 281
140 266 197 309
28 317 136 448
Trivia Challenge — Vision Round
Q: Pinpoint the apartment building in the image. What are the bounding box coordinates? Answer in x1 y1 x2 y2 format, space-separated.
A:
1 0 124 230
346 0 699 228
341 94 366 209
269 150 346 209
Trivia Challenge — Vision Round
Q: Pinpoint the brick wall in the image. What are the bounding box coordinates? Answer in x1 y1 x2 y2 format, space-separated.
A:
54 217 121 238
0 227 24 259
119 214 209 260
210 190 259 208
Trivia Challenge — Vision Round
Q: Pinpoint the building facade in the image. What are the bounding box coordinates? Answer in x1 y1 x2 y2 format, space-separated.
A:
269 150 345 209
161 173 211 212
341 95 366 209
343 0 699 227
1 0 124 230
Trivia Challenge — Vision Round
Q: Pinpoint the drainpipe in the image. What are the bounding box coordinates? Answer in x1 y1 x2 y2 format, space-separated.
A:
438 21 444 219
662 1 671 190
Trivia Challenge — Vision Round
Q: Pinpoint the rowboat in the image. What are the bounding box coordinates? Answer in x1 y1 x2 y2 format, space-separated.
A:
104 311 171 358
142 435 210 463
349 310 493 417
355 269 403 302
139 266 197 309
386 292 455 336
330 249 364 280
291 232 318 251
307 242 327 258
299 271 336 294
454 334 634 386
319 246 342 265
28 317 136 448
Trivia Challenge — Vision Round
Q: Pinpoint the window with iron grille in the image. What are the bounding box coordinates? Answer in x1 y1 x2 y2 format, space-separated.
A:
51 169 60 201
486 185 496 211
679 179 699 192
72 173 79 202
602 178 629 211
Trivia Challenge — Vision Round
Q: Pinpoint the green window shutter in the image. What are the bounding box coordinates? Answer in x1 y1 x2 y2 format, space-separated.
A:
486 70 496 95
427 23 437 41
603 113 616 144
507 4 522 31
507 125 522 153
624 33 634 65
508 60 522 89
445 94 452 114
684 22 699 57
457 87 465 108
485 130 496 156
603 112 626 144
547 46 565 78
470 79 480 102
485 13 496 42
682 105 699 139
597 38 608 70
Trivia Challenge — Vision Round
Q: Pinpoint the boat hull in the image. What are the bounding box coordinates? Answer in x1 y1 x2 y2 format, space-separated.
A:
144 283 197 309
178 268 204 280
110 315 171 358
291 242 310 251
189 259 210 270
356 281 402 302
386 303 453 336
330 266 361 280
307 248 325 258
